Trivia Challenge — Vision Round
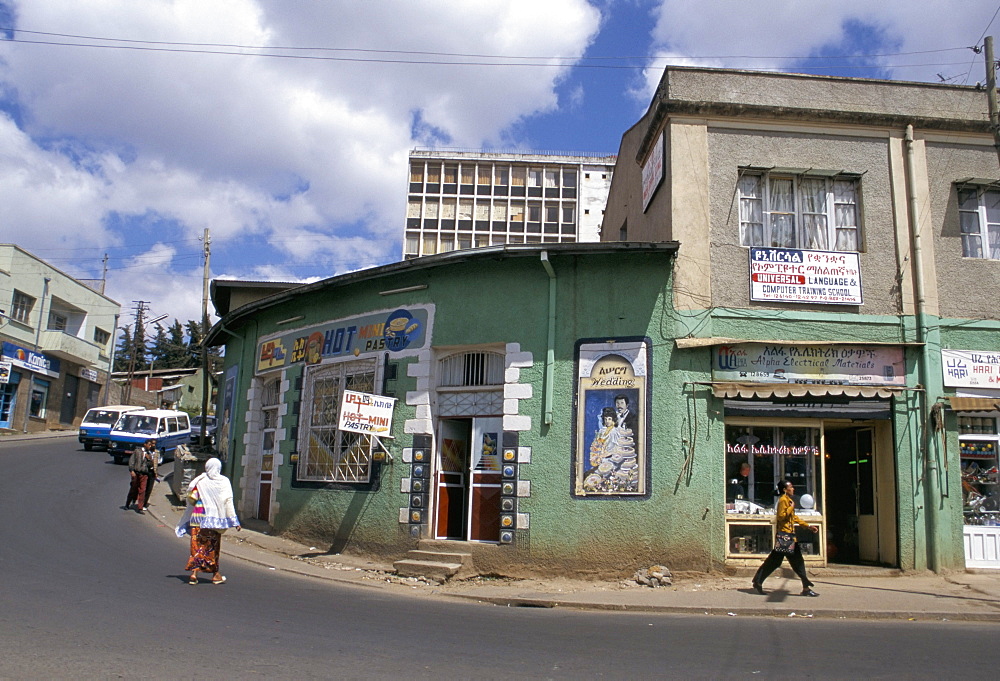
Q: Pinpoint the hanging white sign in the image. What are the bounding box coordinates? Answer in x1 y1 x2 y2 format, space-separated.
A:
338 390 397 436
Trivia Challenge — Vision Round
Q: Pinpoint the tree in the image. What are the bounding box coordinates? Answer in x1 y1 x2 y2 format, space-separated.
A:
149 320 188 369
113 323 149 372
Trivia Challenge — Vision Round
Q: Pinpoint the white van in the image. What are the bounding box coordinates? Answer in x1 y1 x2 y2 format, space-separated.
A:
107 409 192 465
78 405 143 451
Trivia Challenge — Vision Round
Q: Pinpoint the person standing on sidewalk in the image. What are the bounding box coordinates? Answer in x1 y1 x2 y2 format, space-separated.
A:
125 439 158 513
752 479 820 597
175 457 241 585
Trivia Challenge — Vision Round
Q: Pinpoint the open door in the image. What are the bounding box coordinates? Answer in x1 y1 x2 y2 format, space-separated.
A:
827 425 889 564
435 417 502 542
436 419 469 539
468 418 502 542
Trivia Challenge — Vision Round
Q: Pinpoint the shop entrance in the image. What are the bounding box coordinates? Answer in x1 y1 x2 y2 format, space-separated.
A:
825 424 896 565
435 417 502 542
0 374 18 429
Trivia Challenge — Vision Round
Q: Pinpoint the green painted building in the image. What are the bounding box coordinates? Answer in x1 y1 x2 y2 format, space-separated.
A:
207 67 1000 576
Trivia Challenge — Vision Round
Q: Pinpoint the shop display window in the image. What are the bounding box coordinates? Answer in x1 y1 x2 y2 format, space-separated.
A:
724 425 823 514
960 414 1000 525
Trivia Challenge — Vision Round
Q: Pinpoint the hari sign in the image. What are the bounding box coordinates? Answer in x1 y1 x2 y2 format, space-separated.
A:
749 247 863 305
942 349 1000 388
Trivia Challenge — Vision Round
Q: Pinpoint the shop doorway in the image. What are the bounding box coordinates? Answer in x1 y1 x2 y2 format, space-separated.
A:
60 374 79 424
825 424 896 565
435 417 502 542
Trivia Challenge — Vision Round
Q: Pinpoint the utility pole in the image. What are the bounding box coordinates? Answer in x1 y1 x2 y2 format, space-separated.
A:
122 301 149 405
100 253 109 295
984 36 1000 167
199 228 211 447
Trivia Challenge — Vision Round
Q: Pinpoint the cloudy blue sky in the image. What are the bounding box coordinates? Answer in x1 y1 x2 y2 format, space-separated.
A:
1 0 999 330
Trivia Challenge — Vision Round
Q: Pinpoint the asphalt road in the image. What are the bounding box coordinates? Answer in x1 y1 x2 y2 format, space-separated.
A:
1 437 999 680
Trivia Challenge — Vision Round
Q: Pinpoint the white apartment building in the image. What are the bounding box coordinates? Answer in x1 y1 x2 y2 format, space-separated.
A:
404 149 615 259
0 244 121 432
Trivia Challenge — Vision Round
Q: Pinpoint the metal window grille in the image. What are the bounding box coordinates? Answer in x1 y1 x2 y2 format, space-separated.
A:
439 351 504 387
298 358 378 483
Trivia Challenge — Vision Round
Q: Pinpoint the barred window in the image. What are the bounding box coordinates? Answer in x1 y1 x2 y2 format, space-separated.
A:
298 358 378 483
439 351 504 387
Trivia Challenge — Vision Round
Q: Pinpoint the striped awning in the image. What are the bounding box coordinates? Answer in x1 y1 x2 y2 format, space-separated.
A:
947 396 1000 412
711 383 903 399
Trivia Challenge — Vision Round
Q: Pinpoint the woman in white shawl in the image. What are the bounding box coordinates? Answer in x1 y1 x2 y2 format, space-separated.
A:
176 458 241 584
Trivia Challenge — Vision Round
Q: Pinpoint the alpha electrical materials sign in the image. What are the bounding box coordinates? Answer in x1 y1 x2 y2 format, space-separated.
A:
338 390 397 436
714 343 905 386
942 349 1000 387
749 247 863 305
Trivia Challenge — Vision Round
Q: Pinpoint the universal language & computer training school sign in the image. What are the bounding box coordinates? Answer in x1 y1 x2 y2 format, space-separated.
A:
749 247 863 305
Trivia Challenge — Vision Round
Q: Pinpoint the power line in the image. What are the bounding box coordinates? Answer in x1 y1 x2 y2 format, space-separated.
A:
0 27 983 72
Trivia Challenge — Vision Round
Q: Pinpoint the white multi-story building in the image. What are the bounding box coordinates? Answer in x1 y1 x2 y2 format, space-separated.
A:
403 149 615 259
0 244 120 432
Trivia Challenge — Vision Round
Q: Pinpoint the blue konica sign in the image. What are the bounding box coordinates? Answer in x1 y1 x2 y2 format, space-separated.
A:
257 305 433 373
1 342 61 378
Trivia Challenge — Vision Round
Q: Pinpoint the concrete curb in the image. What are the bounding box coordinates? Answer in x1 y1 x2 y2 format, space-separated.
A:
439 592 1000 621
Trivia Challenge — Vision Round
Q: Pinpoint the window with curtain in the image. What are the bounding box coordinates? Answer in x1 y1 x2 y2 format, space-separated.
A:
426 165 440 184
738 171 860 251
11 290 35 324
477 166 491 185
298 358 379 483
409 163 424 183
460 166 474 184
958 186 1000 260
444 165 457 184
511 167 526 187
494 166 508 185
528 169 542 187
544 170 558 188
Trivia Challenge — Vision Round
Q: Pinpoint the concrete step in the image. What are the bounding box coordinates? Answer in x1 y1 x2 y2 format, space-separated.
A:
393 558 463 582
405 549 472 564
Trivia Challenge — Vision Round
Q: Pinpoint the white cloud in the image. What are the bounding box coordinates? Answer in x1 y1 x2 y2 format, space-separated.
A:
0 0 601 326
640 0 997 99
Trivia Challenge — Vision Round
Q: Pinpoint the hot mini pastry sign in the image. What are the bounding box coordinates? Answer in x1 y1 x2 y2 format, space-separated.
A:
749 247 863 305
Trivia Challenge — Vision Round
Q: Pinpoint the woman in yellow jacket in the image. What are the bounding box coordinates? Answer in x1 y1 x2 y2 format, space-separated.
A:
752 479 820 597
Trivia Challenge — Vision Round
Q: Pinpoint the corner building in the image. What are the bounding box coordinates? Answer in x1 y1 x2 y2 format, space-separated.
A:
603 66 1000 571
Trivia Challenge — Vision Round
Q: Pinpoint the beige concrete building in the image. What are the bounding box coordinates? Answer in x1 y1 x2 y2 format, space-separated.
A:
404 149 615 259
0 244 120 432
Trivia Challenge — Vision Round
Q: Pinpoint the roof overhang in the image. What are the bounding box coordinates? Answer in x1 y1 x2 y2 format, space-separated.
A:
711 382 906 399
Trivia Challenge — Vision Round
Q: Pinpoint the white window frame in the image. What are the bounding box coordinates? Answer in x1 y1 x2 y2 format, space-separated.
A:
957 185 1000 260
298 358 379 483
738 170 861 252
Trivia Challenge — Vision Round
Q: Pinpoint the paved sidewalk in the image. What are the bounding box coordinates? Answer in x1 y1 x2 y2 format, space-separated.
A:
13 430 1000 620
143 468 1000 622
